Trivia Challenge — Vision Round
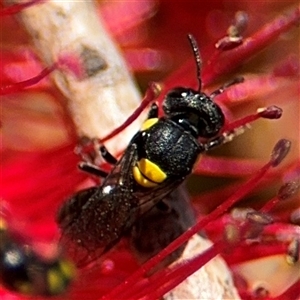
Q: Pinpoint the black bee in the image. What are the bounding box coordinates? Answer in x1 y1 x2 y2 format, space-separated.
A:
129 185 196 271
57 34 242 267
0 218 75 296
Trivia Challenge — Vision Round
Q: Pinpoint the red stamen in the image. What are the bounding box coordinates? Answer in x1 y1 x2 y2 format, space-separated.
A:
215 11 248 51
128 181 296 300
273 54 300 77
124 48 169 72
100 82 161 143
222 105 282 132
0 64 56 95
224 243 289 265
194 156 264 177
203 6 300 85
261 180 300 213
102 140 289 299
127 242 223 300
286 239 299 265
193 161 297 214
271 139 291 167
100 0 156 38
158 5 299 101
0 0 45 16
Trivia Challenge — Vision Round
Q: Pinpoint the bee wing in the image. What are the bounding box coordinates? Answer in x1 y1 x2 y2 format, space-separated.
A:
58 230 110 269
57 187 108 268
57 143 139 268
134 177 184 215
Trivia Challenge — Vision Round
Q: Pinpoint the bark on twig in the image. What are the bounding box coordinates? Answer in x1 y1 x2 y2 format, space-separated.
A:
12 0 143 152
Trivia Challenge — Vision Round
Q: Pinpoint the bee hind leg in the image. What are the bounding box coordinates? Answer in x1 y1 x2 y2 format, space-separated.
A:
78 162 108 178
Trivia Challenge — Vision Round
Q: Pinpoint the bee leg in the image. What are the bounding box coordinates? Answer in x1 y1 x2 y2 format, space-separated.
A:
99 82 161 143
147 102 159 119
78 161 108 178
203 120 250 151
210 77 244 99
75 136 116 164
204 131 238 150
202 135 226 151
99 145 118 165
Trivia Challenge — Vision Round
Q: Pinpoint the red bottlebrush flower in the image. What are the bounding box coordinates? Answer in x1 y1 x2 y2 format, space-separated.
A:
0 1 299 300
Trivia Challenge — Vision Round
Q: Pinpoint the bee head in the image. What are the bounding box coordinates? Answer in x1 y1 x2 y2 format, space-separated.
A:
163 87 224 138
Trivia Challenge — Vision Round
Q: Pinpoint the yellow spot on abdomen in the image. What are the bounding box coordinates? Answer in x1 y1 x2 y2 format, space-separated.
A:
133 158 167 188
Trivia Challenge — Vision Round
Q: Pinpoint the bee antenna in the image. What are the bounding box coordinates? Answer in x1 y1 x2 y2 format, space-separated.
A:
187 34 202 92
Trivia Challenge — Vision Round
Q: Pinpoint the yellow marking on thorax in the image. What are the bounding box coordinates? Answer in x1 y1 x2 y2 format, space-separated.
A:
133 158 167 188
140 118 159 131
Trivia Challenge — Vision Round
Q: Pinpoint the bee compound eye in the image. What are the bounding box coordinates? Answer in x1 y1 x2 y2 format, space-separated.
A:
163 88 197 116
166 87 190 99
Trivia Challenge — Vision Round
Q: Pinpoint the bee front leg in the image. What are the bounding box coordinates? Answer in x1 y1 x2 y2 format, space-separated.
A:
78 162 108 178
75 137 119 178
99 145 117 165
77 145 119 178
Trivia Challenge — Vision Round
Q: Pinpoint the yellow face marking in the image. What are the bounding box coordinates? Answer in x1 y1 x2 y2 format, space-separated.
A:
59 259 76 280
133 166 158 188
140 118 159 131
47 268 65 295
133 158 167 188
